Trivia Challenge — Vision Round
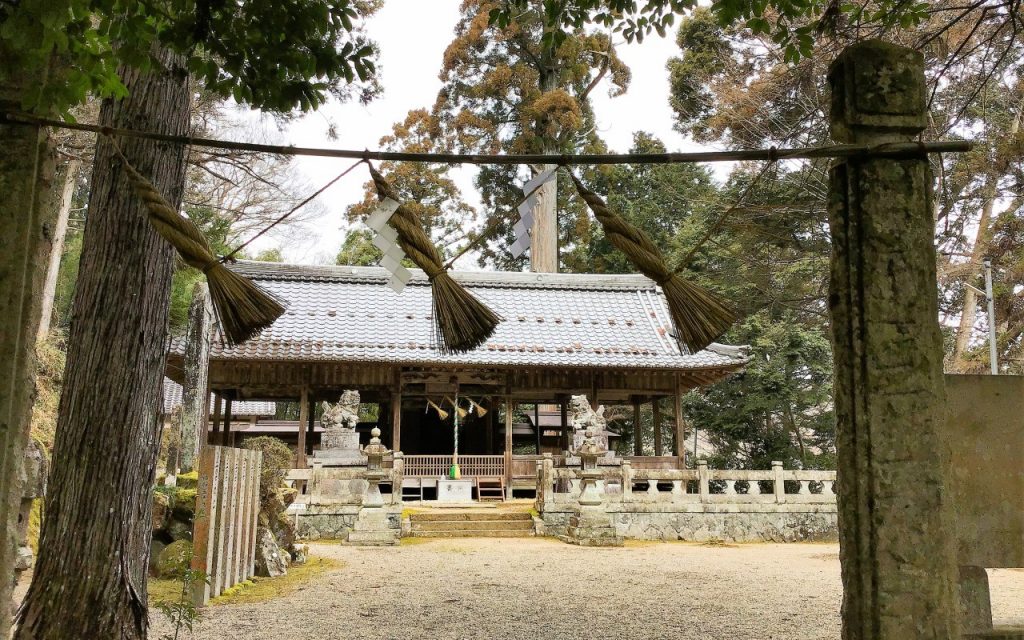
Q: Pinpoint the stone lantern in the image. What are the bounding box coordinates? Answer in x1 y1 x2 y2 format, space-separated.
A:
346 427 399 545
361 427 388 508
576 429 605 507
563 429 622 546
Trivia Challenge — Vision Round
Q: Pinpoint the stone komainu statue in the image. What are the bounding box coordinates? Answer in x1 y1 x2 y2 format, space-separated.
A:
569 394 606 432
321 390 360 432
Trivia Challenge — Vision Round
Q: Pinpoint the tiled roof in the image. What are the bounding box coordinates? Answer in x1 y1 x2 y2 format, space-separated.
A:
162 378 277 417
196 262 748 372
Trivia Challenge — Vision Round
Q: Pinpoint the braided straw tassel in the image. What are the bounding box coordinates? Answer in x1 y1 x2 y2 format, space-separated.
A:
112 137 285 345
369 165 500 353
570 173 736 353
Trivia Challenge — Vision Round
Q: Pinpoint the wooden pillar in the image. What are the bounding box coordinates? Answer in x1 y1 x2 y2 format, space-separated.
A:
306 397 315 456
178 282 213 471
296 388 308 467
534 404 541 454
391 389 402 454
653 398 663 457
529 163 558 273
559 396 569 452
485 396 494 454
828 40 957 638
211 393 223 446
673 378 686 466
632 397 642 456
223 397 234 448
504 397 514 499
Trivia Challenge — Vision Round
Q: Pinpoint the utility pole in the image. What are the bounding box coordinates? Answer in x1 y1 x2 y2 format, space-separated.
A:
964 258 999 375
984 259 998 375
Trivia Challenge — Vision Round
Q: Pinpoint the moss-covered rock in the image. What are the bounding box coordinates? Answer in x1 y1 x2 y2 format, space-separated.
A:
171 487 197 521
152 491 170 533
176 470 199 490
156 539 193 579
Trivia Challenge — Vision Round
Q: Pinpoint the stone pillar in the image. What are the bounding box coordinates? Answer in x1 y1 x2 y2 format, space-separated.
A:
697 459 709 503
178 283 213 471
772 460 784 503
827 39 959 639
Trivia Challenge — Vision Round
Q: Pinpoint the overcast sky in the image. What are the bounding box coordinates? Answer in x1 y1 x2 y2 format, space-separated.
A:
244 0 708 264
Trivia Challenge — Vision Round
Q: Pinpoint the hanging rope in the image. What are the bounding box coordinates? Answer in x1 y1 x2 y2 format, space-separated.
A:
368 164 501 353
570 172 737 353
109 136 285 345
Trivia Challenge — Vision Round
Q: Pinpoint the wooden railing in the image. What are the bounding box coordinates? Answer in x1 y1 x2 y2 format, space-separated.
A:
538 458 837 507
403 455 504 478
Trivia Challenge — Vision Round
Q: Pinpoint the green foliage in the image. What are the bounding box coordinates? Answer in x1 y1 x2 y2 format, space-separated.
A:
252 248 284 263
335 229 382 266
153 544 208 640
244 436 294 506
490 0 934 64
2 0 381 115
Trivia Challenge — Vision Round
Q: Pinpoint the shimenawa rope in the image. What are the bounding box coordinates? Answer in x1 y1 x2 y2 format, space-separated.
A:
109 135 285 346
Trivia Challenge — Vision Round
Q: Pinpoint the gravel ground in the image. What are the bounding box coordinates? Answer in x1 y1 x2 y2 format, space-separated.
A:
142 540 1022 640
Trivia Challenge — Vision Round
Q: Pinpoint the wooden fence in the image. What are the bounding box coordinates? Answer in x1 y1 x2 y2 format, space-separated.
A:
403 455 504 478
191 445 262 605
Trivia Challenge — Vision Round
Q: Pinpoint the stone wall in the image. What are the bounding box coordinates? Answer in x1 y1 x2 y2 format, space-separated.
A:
541 504 838 543
297 504 402 540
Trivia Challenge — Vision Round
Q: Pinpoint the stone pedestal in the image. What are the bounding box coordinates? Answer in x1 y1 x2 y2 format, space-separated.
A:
958 565 993 634
563 505 622 547
312 429 365 466
347 507 399 546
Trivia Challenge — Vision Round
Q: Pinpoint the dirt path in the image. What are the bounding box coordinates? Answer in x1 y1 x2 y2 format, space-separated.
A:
50 540 1019 638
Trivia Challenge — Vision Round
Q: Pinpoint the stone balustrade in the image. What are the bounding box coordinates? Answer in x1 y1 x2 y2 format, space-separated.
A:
536 456 839 543
539 458 836 506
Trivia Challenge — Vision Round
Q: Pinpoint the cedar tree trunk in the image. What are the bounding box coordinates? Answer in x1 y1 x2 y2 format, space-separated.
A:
15 45 190 639
0 62 57 638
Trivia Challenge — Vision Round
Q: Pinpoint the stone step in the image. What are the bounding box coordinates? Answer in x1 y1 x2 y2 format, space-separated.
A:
411 519 534 532
408 529 533 538
409 510 532 522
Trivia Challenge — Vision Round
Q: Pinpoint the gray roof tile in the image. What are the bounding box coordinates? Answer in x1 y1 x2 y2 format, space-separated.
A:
193 262 748 372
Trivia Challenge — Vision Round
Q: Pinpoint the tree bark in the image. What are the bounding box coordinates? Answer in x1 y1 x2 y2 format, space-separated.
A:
36 158 81 341
178 282 213 472
15 45 190 639
0 62 57 639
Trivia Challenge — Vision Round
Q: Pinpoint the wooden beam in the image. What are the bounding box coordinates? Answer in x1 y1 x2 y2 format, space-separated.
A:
653 397 663 456
296 388 308 467
632 397 642 456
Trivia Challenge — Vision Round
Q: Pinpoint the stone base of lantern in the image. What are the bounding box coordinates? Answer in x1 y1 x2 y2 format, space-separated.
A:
561 505 622 547
347 507 399 546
